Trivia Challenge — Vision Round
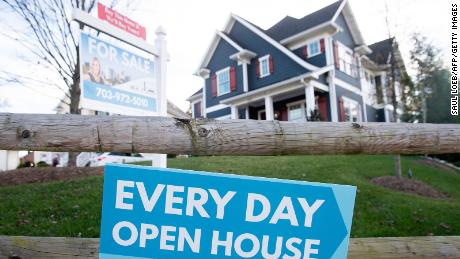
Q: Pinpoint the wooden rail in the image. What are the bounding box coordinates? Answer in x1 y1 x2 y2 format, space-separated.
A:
0 236 458 258
1 113 460 155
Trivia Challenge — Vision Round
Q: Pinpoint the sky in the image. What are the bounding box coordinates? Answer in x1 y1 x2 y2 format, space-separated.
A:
0 0 452 114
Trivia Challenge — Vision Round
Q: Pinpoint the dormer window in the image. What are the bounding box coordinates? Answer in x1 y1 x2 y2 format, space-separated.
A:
256 55 274 78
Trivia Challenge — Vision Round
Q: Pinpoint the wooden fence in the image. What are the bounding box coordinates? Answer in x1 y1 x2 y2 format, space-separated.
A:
1 113 460 258
1 113 460 155
0 235 459 259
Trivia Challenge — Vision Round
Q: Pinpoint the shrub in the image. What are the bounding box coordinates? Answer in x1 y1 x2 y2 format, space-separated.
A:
36 161 49 167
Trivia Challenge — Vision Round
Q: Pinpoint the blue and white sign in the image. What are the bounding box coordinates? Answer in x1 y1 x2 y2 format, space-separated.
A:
79 33 157 115
100 164 357 259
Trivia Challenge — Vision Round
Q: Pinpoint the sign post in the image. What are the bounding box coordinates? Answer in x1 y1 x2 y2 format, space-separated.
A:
99 164 356 258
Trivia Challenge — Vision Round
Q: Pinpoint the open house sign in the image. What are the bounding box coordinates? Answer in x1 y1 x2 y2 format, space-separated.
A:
99 164 356 258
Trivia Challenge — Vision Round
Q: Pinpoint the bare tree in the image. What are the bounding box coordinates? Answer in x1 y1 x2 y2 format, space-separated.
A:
0 0 138 165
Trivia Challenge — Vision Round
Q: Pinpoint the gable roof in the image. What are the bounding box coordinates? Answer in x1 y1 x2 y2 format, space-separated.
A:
195 30 248 75
186 88 203 101
367 38 393 65
230 14 319 71
266 1 343 41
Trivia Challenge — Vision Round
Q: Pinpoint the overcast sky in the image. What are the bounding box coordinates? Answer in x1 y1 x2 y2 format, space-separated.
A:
0 0 451 114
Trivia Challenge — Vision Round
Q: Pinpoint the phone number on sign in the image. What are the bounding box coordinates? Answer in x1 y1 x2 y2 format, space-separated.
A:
95 87 150 108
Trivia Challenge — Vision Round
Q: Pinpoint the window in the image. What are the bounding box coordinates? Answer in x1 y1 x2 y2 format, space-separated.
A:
338 43 358 78
259 55 270 78
216 68 230 96
287 101 306 122
308 40 320 57
343 97 361 122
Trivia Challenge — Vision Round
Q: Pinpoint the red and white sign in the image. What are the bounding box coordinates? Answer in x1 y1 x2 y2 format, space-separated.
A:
97 3 146 40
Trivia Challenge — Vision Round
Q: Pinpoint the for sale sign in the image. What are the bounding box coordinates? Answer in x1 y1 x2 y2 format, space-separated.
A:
79 32 157 115
99 164 356 259
98 3 147 40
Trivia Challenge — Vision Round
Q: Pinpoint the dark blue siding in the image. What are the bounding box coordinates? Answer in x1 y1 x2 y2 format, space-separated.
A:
317 74 328 85
336 70 361 89
333 13 361 89
238 108 246 119
207 107 231 118
336 85 362 106
292 46 326 67
205 39 244 108
228 21 309 91
366 105 379 122
333 14 355 49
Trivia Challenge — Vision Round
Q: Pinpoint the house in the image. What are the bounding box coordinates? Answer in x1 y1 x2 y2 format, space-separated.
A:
188 0 405 123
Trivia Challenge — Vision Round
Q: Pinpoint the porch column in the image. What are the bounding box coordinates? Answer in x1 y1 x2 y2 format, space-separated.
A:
245 107 250 120
231 105 238 119
304 83 315 120
242 62 249 92
328 70 339 122
265 96 274 120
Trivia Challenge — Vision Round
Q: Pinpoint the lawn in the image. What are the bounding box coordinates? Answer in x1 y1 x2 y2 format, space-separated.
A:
0 155 459 238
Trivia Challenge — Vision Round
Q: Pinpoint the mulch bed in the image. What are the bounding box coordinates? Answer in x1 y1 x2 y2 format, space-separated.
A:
0 167 103 187
370 176 450 199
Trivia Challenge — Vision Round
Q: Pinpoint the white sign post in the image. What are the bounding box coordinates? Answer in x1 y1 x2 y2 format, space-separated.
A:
73 9 167 168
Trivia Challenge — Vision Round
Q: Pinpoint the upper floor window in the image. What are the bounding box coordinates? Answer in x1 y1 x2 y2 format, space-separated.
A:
259 55 270 78
256 55 273 78
308 40 321 57
216 67 230 96
211 66 236 97
335 41 359 78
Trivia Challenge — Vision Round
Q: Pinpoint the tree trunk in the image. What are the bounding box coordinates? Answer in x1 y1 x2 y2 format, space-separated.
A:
68 47 81 167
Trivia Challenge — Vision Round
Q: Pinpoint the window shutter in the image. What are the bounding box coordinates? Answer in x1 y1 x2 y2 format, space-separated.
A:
333 40 340 69
211 74 217 97
303 45 309 59
255 60 260 78
320 39 325 53
269 55 274 74
230 67 236 91
338 97 345 122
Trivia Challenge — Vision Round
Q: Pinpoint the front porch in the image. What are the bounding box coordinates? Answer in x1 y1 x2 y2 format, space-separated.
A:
227 85 330 122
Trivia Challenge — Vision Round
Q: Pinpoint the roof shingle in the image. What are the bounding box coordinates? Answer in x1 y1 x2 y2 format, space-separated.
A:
367 38 393 65
265 1 342 41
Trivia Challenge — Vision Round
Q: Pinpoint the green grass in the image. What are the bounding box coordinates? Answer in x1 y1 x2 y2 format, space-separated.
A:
0 155 459 238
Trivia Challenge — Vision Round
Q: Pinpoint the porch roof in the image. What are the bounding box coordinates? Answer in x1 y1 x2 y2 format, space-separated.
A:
220 65 333 106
